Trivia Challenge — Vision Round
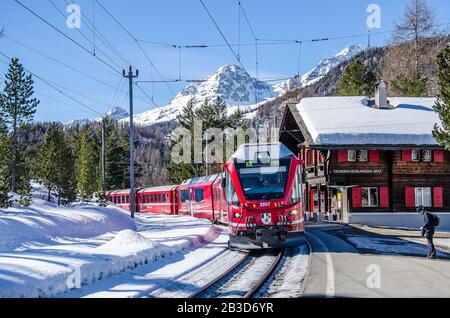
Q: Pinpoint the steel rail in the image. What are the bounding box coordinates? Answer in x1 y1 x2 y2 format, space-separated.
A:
188 251 251 298
244 249 284 298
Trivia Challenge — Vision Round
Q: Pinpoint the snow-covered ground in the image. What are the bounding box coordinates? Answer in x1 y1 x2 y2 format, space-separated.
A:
60 231 242 298
0 197 217 298
346 236 449 258
259 245 309 298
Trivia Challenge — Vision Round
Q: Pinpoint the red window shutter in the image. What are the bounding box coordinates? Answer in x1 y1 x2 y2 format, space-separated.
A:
352 187 362 208
402 150 412 162
433 150 444 163
433 187 443 208
337 150 348 162
405 187 415 208
380 187 389 208
369 150 380 162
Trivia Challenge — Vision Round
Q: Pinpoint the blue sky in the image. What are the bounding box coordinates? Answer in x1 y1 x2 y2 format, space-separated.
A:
0 0 449 123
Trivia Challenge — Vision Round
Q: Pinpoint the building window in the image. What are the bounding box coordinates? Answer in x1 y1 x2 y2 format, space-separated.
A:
412 149 421 162
415 187 432 207
348 150 357 162
422 150 432 162
307 150 314 165
358 150 368 162
361 187 379 207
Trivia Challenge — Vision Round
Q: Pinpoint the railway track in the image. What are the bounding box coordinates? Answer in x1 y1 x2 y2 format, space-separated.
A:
189 249 284 298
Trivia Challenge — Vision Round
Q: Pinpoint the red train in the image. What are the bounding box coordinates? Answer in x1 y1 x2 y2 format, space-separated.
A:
106 142 305 249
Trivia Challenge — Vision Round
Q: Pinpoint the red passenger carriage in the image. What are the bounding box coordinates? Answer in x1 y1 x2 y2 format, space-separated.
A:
137 186 178 214
106 189 134 212
177 174 222 221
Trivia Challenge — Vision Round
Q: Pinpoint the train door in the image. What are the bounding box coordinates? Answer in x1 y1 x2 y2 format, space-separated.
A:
309 189 319 213
320 191 326 213
189 188 194 216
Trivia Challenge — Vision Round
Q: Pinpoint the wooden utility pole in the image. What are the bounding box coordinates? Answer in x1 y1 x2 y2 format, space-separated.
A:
123 66 138 218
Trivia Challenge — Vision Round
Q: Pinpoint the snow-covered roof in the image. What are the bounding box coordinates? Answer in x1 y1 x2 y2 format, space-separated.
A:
180 174 219 186
295 96 441 146
231 142 293 162
139 185 178 193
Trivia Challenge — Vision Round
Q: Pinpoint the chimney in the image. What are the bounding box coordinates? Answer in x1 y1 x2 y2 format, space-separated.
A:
374 81 392 109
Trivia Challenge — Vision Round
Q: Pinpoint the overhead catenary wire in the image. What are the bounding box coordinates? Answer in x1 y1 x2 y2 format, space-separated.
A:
0 51 102 116
14 0 123 75
63 0 132 66
199 0 250 74
3 34 127 93
48 0 127 68
94 0 186 110
238 0 259 104
0 14 120 77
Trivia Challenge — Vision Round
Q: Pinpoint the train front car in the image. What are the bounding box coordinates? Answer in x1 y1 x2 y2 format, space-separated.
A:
224 143 304 250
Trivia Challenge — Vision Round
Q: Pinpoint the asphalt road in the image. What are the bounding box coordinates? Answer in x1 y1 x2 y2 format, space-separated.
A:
302 224 450 298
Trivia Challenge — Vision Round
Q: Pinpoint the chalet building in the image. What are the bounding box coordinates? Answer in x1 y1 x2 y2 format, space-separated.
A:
279 82 450 229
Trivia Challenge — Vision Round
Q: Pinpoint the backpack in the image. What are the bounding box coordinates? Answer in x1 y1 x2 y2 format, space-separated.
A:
431 213 440 227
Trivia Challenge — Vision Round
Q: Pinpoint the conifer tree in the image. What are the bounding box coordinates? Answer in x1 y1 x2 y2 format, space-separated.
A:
391 74 428 97
177 98 196 130
0 58 39 194
168 96 248 182
433 45 450 150
76 127 98 201
337 59 377 97
0 130 11 208
34 123 76 205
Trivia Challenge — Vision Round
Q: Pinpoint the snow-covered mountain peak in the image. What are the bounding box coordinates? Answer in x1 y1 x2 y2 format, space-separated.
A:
126 64 278 126
274 44 365 94
103 106 129 121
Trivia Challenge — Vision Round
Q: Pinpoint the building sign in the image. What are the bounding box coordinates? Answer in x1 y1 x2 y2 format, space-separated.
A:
333 169 383 175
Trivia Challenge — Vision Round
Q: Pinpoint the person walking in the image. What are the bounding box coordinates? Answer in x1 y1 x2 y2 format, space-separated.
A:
418 205 439 259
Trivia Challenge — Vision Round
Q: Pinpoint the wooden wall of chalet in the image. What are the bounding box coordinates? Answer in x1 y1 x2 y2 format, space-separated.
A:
329 150 391 212
392 150 450 212
328 149 450 212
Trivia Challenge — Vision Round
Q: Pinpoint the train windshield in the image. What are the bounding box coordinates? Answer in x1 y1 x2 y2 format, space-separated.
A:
235 158 291 200
231 143 294 200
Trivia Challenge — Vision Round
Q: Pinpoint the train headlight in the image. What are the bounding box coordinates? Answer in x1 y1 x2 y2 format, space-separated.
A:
234 213 242 218
290 210 298 216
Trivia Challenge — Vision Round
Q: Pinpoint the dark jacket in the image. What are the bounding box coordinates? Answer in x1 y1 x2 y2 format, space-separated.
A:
422 211 436 236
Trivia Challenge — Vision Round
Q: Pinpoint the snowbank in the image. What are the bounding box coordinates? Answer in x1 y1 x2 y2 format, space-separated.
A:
0 199 217 298
0 198 136 251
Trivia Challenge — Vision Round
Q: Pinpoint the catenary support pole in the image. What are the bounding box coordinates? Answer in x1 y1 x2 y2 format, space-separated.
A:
123 66 138 218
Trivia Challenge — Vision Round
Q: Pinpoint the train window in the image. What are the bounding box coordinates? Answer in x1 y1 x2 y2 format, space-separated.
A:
290 166 302 203
195 188 204 202
235 160 290 200
225 171 240 206
126 196 130 204
163 194 167 202
180 190 189 203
